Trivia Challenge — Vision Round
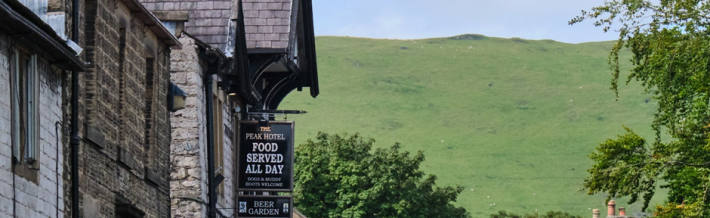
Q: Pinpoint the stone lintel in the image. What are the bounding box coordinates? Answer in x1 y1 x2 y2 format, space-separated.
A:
152 11 189 21
118 147 139 171
85 124 105 149
145 167 163 186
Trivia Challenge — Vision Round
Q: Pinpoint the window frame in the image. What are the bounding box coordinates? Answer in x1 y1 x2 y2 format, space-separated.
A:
213 91 225 197
10 48 40 183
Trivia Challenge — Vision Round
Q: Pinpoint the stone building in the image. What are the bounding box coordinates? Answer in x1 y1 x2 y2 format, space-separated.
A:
167 32 240 218
139 0 319 217
2 0 319 217
55 0 180 217
0 1 83 217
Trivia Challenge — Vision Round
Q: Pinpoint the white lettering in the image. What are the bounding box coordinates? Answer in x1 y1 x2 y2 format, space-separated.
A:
254 201 275 208
263 165 284 174
246 153 284 163
245 164 262 174
265 143 272 152
247 208 279 215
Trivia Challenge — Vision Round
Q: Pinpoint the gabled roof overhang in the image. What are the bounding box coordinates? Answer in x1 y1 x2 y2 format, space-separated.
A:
300 0 318 98
243 0 319 109
221 0 263 107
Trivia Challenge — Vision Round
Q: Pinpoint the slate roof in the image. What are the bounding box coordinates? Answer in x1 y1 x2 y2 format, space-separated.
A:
140 0 294 50
140 0 234 49
242 0 292 49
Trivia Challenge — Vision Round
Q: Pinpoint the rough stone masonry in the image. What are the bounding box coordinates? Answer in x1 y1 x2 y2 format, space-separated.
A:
61 0 177 217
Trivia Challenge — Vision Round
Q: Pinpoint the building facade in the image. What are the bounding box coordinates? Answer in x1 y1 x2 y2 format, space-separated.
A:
2 0 319 217
139 0 319 217
168 33 242 218
0 0 83 217
66 0 180 217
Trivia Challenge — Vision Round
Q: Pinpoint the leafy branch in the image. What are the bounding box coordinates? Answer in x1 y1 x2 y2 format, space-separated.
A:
572 1 710 216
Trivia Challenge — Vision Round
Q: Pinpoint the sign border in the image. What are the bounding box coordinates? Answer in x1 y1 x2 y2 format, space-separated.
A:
237 121 295 192
236 195 294 218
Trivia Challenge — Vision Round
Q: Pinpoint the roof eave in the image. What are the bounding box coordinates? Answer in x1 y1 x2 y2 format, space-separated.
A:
122 0 181 49
302 0 318 97
0 0 85 71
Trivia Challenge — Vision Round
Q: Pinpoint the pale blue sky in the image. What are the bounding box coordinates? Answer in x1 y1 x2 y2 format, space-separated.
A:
312 0 618 44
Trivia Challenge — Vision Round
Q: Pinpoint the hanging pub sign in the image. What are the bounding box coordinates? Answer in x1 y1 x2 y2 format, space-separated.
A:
237 195 293 218
238 121 294 191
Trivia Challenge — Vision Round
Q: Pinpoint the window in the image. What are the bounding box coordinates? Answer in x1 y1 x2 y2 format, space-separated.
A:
115 202 146 218
213 90 225 196
118 27 126 144
10 49 39 182
144 57 155 168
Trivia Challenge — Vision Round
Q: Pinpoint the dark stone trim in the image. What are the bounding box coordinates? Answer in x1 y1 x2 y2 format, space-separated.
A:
144 167 162 187
84 124 105 149
117 147 138 171
115 194 146 218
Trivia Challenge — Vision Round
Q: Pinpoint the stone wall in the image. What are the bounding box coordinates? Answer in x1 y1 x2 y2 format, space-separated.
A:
219 91 236 217
169 33 240 218
62 0 173 217
169 35 208 218
0 30 65 218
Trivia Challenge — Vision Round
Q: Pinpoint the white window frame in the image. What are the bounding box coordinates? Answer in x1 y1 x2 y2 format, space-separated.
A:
11 49 39 165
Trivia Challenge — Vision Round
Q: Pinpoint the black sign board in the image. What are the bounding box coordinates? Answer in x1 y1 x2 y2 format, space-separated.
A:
238 121 294 191
237 195 292 218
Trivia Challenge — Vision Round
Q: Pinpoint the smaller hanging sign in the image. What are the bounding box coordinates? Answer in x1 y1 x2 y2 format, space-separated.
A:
237 195 293 218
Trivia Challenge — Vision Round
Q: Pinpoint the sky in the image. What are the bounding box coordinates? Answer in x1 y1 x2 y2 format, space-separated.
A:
312 0 620 44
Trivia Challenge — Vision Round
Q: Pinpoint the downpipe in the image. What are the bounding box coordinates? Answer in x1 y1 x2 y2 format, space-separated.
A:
70 0 80 217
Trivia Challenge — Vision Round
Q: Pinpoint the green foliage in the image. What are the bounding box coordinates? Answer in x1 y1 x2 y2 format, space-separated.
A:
294 132 470 218
655 202 704 218
282 35 659 216
490 210 582 218
572 0 710 215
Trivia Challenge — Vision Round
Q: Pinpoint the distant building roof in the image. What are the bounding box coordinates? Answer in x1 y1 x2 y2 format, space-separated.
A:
140 0 298 50
140 0 235 49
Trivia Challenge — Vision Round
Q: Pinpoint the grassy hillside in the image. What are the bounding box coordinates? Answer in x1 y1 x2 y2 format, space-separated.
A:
280 35 665 217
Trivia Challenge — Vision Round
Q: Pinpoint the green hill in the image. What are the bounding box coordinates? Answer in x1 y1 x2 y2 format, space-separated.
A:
280 34 665 217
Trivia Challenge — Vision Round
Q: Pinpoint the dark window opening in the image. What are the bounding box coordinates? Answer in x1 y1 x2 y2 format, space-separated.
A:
118 27 127 147
144 58 155 169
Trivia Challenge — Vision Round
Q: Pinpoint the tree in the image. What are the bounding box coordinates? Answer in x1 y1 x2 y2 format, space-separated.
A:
293 132 470 218
570 0 710 216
